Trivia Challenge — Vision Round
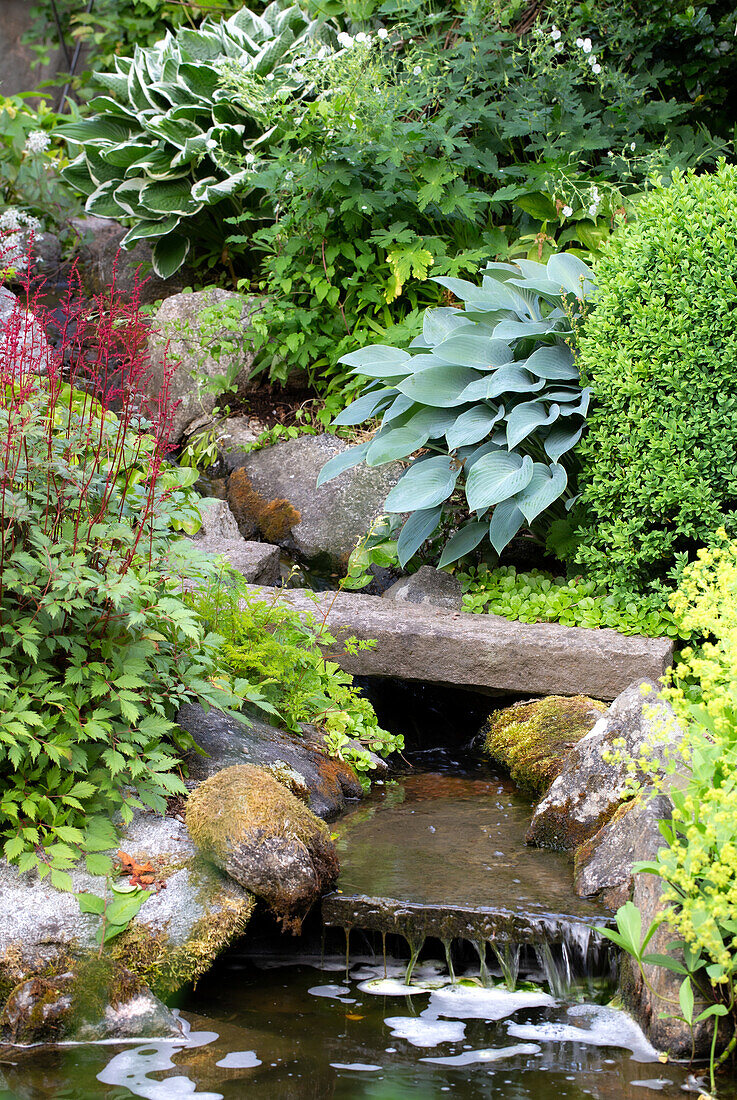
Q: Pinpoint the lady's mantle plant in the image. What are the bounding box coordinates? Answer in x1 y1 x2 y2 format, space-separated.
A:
0 274 238 888
319 254 594 567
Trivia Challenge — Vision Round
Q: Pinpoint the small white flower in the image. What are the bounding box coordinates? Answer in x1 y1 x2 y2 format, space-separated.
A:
588 203 599 216
630 141 636 151
317 46 329 60
337 31 354 48
575 37 584 47
582 37 593 53
587 53 597 66
591 185 600 202
607 150 614 157
554 41 564 52
355 32 369 43
562 205 573 217
24 129 51 155
245 152 255 164
285 170 294 181
550 26 561 40
592 63 601 73
361 204 369 211
327 207 335 216
266 72 274 81
413 65 422 75
377 28 389 40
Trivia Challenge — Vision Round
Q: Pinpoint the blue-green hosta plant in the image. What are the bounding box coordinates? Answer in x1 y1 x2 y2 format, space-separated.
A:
318 254 595 567
58 3 328 278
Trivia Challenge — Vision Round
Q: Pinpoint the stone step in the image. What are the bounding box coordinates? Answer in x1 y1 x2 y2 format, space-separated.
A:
239 584 673 701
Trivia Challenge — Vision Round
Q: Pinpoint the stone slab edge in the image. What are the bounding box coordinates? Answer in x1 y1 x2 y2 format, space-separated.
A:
239 585 673 701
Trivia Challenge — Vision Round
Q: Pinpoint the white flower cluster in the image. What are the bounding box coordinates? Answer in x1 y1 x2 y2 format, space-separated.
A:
0 207 42 272
549 25 564 52
575 36 601 73
336 27 389 50
23 129 51 155
588 184 601 217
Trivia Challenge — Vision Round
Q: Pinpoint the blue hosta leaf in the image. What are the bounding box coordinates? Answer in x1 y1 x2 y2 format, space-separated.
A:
385 456 460 512
397 364 480 408
438 521 489 567
381 394 416 424
541 388 583 403
340 345 412 371
559 387 591 417
460 438 504 472
492 319 563 341
513 462 568 523
433 333 512 369
433 276 522 313
397 506 443 567
445 404 504 450
465 452 534 511
423 307 473 345
333 388 396 426
543 423 584 463
489 498 526 554
505 401 560 449
459 366 544 403
151 232 190 278
406 407 457 437
546 253 596 297
316 440 371 487
366 426 429 466
524 344 578 380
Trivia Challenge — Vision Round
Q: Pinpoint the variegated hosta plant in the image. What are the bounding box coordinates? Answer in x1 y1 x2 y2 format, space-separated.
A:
318 253 595 567
58 3 328 279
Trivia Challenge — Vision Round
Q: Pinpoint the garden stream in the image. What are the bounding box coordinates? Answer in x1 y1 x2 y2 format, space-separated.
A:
0 698 726 1099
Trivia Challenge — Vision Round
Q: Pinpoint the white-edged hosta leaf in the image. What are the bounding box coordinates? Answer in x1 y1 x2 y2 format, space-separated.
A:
121 215 181 245
316 440 371 487
543 423 584 462
512 462 568 523
423 306 473 345
523 344 578 380
397 364 480 408
459 366 543 402
445 404 504 450
85 183 127 219
366 425 429 466
191 170 252 202
438 521 488 567
465 451 533 512
141 178 201 215
546 253 595 297
397 506 442 567
488 499 526 554
333 388 395 426
505 401 560 449
58 118 132 146
433 333 512 369
385 455 460 512
151 232 191 278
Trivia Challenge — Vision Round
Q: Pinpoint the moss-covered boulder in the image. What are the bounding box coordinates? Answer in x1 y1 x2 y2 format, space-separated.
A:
186 765 339 932
482 695 606 798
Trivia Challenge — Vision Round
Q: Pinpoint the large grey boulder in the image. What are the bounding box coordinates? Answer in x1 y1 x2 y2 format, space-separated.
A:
148 288 262 444
190 498 281 585
179 703 364 821
0 812 254 1041
526 681 683 850
186 765 339 932
71 216 189 304
238 585 674 701
382 565 463 611
225 433 402 569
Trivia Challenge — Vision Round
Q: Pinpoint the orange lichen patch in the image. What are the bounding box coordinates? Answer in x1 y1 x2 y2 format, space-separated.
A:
116 850 168 892
227 467 301 542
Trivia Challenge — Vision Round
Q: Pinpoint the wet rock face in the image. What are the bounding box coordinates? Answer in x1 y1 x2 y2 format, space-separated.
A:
179 704 363 822
0 974 74 1044
526 681 683 850
71 215 190 304
482 695 607 798
382 566 464 611
186 764 339 931
146 288 262 444
224 433 402 570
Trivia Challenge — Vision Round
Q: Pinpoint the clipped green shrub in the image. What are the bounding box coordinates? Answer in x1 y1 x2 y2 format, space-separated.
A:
319 254 594 567
574 163 737 589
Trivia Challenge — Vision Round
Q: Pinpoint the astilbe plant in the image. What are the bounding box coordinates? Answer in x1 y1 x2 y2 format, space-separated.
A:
0 258 237 888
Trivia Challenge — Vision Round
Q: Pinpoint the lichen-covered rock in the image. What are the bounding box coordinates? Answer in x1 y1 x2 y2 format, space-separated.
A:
179 703 364 820
482 695 606 798
147 288 262 443
382 566 463 611
225 434 402 570
574 793 672 910
0 973 74 1044
526 681 683 850
186 765 339 931
0 811 254 1038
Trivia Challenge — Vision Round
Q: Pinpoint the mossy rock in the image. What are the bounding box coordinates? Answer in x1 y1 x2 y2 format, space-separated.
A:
186 764 339 932
482 695 607 798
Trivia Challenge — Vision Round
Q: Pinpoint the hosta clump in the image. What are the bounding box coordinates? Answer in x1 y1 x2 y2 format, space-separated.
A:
319 254 594 566
0 276 238 887
58 4 328 278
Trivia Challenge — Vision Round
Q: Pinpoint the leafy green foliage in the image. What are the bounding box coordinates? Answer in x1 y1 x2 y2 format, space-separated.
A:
189 572 403 778
57 5 330 279
319 254 593 566
78 880 152 944
573 163 737 591
459 565 683 638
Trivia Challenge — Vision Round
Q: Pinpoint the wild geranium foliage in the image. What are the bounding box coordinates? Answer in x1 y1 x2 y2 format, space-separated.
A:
0 269 235 887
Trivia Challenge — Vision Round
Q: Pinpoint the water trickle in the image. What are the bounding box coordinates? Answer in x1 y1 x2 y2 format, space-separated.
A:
490 942 521 992
441 939 456 985
405 934 425 985
474 940 491 987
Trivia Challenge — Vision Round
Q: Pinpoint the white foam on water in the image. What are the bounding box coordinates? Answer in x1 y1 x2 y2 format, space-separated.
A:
215 1051 262 1069
507 1003 660 1063
97 1042 222 1100
421 1042 541 1066
330 1062 383 1072
358 977 436 997
384 1016 466 1048
426 984 555 1022
307 984 355 1004
631 1081 674 1091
